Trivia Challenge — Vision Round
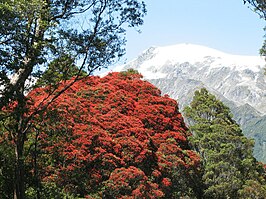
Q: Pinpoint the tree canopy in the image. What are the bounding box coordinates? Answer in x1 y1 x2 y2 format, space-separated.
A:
184 88 266 198
2 70 201 198
0 1 146 198
0 0 147 107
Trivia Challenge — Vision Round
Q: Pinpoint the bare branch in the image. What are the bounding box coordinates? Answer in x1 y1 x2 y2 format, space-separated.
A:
51 0 97 21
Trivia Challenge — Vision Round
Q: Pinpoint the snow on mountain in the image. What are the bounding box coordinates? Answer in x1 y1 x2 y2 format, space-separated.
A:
118 43 263 72
114 43 266 114
113 43 266 162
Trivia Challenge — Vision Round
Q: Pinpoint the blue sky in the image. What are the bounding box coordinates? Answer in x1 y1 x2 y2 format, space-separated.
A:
119 0 265 64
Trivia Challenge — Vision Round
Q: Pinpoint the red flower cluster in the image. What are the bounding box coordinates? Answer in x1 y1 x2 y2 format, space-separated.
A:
27 71 200 197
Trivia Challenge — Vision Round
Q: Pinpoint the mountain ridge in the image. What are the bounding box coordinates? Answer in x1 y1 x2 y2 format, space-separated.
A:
113 43 266 162
115 43 266 114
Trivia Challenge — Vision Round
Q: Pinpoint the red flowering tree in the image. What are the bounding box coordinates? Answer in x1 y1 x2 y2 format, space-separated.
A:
27 70 201 198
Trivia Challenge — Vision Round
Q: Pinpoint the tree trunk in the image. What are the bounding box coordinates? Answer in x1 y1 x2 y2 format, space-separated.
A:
34 130 41 199
14 131 25 199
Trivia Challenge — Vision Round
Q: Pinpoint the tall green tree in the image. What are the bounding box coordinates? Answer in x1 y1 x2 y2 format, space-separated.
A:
0 1 146 199
0 123 15 198
184 88 266 199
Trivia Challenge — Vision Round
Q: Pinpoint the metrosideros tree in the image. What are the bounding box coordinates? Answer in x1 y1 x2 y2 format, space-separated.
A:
0 1 146 198
184 88 266 198
25 70 201 198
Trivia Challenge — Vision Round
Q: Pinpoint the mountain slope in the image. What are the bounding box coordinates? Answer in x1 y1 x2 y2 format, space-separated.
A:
114 43 266 162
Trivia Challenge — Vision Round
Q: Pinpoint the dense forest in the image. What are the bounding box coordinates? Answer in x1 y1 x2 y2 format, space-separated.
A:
1 69 266 198
1 70 200 198
1 0 266 198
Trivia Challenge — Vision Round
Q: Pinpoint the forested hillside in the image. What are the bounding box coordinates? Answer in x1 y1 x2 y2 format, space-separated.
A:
1 70 266 198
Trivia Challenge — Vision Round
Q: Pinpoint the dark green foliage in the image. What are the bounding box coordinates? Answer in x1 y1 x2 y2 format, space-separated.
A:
0 136 15 199
35 54 87 88
119 68 141 76
184 88 266 198
25 182 79 199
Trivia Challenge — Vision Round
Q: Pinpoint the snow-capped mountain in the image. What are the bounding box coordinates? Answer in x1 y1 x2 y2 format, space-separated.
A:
114 43 266 162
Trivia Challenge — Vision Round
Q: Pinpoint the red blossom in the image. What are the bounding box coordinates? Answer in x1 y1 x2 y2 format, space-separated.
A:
162 178 172 187
26 71 200 197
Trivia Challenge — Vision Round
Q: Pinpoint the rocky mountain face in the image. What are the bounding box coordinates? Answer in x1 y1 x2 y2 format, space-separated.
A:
114 43 266 163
